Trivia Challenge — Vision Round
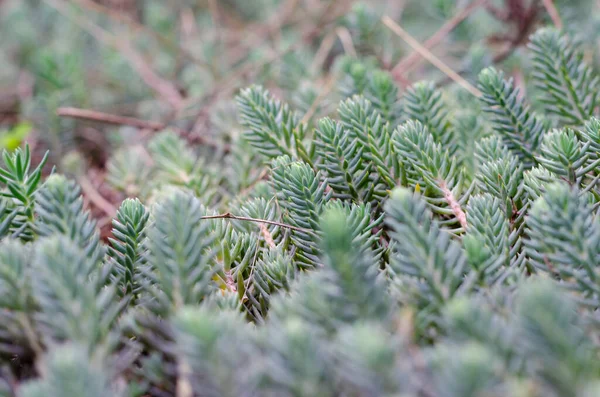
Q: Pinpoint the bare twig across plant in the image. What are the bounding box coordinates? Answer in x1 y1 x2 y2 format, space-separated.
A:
200 212 312 234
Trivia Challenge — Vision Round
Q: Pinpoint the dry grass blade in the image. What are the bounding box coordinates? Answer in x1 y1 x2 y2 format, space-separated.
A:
336 26 357 57
391 0 489 77
56 107 228 151
57 107 165 130
382 16 482 97
300 74 338 124
200 213 311 233
542 0 563 29
78 175 117 217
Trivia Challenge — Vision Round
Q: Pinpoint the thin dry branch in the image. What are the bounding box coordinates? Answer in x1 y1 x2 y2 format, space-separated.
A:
58 107 165 130
382 16 482 97
239 168 270 197
435 0 542 89
436 2 542 87
56 107 228 151
310 30 337 73
17 314 44 360
207 0 222 41
78 175 117 217
300 74 338 124
542 0 563 29
391 0 489 78
336 26 357 58
200 212 311 233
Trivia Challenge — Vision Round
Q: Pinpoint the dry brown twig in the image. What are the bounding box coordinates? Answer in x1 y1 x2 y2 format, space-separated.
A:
200 212 311 233
436 0 542 88
391 0 489 79
57 107 165 130
541 0 563 29
239 168 270 197
310 30 338 74
382 16 482 97
336 26 358 58
78 175 117 217
56 107 229 151
300 74 338 124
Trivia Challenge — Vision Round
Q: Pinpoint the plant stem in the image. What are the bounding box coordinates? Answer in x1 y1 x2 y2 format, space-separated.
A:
200 213 311 233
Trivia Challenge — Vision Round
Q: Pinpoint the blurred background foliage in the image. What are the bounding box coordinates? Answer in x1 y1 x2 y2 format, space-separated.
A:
0 0 599 233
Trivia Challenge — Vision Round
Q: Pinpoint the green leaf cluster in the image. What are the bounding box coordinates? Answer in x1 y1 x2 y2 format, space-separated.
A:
3 24 600 397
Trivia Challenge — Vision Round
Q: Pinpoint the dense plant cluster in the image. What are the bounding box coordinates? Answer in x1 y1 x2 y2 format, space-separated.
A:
2 0 594 165
3 1 600 396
